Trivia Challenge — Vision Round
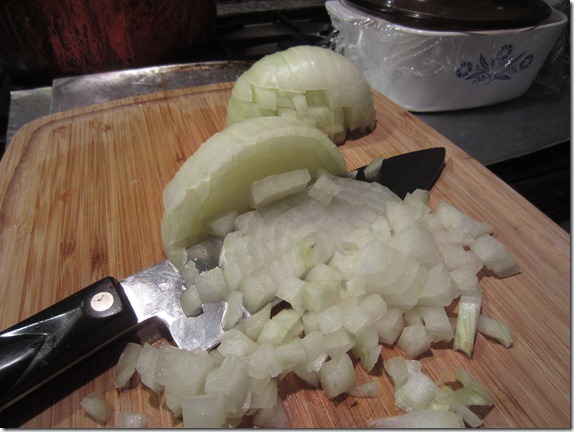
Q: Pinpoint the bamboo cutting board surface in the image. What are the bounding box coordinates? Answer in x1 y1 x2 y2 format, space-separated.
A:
0 82 569 428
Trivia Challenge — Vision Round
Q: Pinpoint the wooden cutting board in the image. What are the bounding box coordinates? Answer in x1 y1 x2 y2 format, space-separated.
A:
0 82 569 428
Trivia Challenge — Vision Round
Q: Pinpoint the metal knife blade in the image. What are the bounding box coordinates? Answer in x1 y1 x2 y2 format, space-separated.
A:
0 147 445 412
121 259 227 351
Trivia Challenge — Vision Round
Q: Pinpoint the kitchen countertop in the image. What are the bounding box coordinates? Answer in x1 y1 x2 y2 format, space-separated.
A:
5 61 570 166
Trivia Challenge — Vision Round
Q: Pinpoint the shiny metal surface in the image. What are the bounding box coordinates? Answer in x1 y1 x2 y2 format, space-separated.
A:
120 259 227 350
51 61 252 114
6 87 53 147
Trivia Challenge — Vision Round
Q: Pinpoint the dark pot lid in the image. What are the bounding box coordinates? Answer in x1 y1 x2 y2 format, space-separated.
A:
343 0 552 31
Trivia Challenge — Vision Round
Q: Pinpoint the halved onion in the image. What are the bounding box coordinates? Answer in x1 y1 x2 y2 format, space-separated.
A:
226 45 376 145
161 116 347 269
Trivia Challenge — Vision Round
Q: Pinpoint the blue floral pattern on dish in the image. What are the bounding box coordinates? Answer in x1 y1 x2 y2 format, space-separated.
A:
455 44 534 84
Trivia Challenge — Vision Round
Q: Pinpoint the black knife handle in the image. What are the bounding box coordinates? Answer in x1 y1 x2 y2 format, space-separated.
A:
0 277 139 412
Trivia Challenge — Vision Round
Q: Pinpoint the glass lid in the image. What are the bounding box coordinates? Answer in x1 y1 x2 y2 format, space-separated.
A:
343 0 552 30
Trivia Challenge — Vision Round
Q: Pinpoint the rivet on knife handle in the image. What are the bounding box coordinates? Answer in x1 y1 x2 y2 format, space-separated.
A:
0 277 139 412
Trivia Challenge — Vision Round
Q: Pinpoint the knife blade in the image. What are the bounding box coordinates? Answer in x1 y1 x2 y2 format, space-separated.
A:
0 147 445 412
345 147 446 199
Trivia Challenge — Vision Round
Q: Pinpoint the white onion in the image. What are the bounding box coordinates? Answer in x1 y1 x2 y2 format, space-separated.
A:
252 399 289 428
351 326 381 372
222 290 244 331
368 408 465 428
136 343 163 393
115 412 150 428
194 267 229 304
454 367 495 406
257 308 304 346
210 211 239 238
249 377 278 409
275 338 306 371
154 344 215 400
80 391 114 425
217 328 258 357
404 306 423 326
384 358 493 427
181 393 227 428
477 314 513 348
435 201 493 241
470 233 520 278
319 353 356 399
249 168 311 208
121 168 519 427
114 342 142 389
348 381 382 398
234 302 272 341
374 307 404 345
324 327 356 358
397 323 433 359
226 46 376 145
248 343 282 380
180 284 202 317
421 306 454 343
307 172 341 206
453 294 483 357
204 355 251 416
395 366 439 411
161 116 347 269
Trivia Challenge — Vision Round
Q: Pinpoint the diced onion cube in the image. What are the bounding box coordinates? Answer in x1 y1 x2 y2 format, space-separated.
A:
115 412 150 428
319 353 356 399
398 323 432 359
80 391 113 425
250 169 312 208
368 408 465 428
477 315 513 348
114 342 142 389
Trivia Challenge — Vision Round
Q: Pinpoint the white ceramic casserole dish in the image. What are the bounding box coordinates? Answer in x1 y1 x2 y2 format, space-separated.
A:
326 0 568 111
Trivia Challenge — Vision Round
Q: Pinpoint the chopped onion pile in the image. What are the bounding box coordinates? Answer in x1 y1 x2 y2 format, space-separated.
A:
161 116 346 269
110 171 518 428
226 46 376 145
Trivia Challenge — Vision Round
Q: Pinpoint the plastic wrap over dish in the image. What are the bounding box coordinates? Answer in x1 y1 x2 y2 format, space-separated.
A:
326 0 568 111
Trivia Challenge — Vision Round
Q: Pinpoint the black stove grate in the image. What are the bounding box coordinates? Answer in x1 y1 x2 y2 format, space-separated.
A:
211 5 334 60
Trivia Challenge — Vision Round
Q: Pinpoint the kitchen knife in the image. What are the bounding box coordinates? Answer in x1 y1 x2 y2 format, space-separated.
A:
0 147 445 412
345 147 446 199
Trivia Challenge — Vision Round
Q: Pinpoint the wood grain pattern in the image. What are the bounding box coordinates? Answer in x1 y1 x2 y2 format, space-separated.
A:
0 82 569 428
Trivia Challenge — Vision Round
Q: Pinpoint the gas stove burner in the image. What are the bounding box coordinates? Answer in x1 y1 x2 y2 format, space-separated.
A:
213 5 334 60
